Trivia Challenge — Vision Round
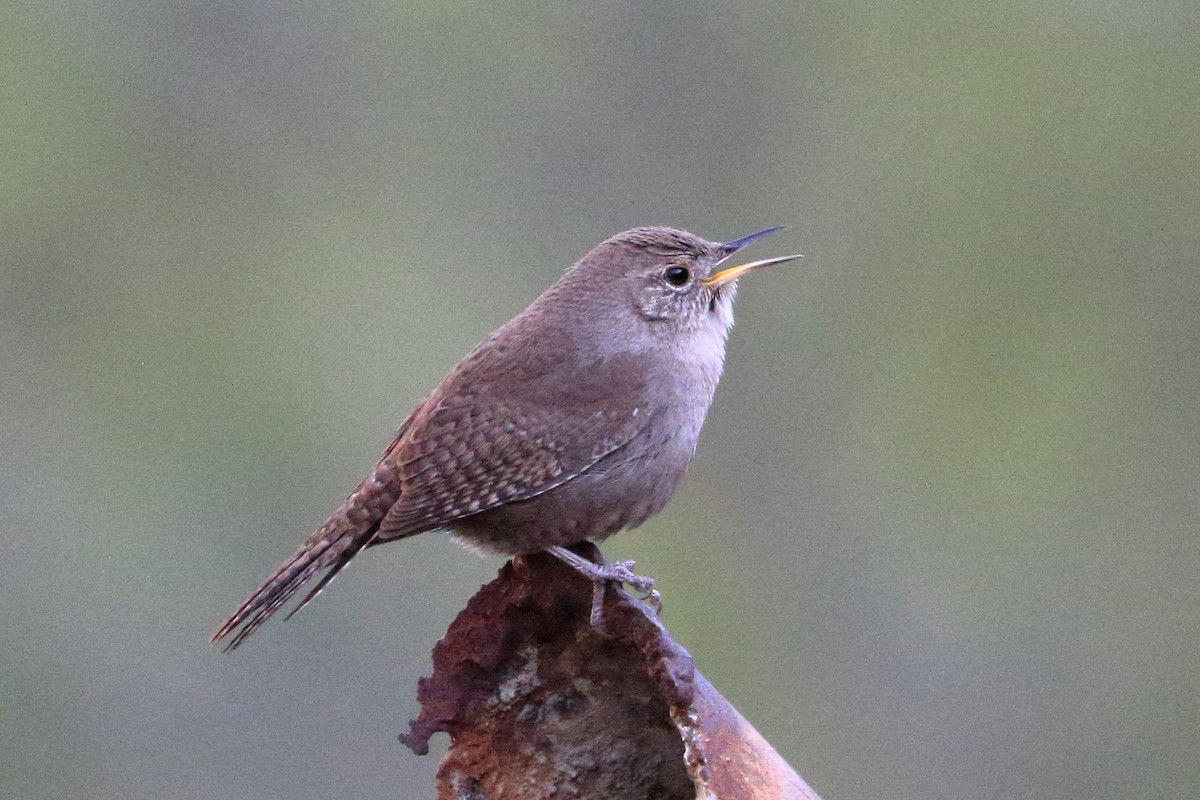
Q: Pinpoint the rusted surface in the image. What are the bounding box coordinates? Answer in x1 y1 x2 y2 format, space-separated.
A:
685 674 822 800
402 547 821 800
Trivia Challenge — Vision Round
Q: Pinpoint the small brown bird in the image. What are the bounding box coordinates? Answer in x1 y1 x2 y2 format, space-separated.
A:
212 226 799 650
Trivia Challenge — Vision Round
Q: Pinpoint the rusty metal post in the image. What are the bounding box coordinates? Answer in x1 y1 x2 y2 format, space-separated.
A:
401 548 821 800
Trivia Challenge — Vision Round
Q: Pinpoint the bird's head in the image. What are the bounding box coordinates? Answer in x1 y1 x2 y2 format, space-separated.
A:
577 226 800 335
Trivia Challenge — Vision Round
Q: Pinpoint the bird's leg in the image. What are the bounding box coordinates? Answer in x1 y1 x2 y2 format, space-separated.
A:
547 545 662 625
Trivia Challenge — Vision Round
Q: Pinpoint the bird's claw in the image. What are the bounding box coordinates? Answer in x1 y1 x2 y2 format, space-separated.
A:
586 559 661 624
546 546 662 626
604 560 660 607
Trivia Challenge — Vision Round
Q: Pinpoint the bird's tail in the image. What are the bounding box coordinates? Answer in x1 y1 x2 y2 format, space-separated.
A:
211 501 379 657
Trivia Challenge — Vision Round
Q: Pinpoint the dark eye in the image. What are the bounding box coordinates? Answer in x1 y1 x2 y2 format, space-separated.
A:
664 266 690 287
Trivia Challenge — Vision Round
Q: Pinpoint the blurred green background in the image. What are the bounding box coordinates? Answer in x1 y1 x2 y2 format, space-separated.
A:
4 1 1198 798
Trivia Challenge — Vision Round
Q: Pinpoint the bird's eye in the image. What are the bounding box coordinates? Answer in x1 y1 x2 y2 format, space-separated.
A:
664 266 690 287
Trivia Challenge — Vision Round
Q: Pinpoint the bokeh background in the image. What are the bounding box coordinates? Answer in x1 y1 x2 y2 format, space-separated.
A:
4 2 1198 798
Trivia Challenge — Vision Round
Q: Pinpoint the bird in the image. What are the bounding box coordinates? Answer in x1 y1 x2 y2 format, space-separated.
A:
212 225 799 650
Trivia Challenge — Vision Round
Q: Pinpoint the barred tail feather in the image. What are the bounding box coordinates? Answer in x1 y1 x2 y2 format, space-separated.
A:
211 521 372 652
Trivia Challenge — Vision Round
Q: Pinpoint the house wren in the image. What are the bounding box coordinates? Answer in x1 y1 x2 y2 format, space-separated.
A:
212 226 799 650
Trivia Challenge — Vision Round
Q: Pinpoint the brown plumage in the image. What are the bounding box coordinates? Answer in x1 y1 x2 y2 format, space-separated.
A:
212 226 798 650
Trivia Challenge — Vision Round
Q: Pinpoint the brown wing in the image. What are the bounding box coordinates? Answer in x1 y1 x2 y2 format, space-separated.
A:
374 345 653 539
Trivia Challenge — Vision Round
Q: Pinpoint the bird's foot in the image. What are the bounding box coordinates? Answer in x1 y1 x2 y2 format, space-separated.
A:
598 559 662 616
547 546 661 626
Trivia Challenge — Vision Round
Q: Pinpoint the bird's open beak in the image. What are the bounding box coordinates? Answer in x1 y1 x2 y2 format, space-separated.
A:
703 226 801 288
703 253 803 288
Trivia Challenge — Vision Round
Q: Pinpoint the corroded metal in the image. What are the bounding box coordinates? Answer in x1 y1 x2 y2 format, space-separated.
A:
402 548 821 800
